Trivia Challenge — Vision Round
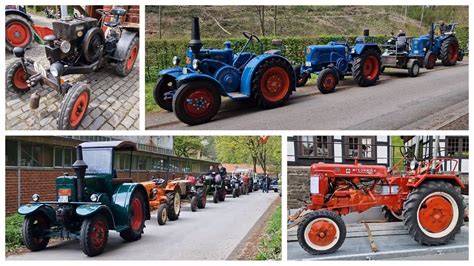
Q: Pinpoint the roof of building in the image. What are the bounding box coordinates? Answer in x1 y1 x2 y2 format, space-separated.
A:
222 163 264 174
79 141 137 151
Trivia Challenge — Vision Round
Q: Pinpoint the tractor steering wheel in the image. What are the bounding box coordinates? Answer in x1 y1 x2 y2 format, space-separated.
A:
233 31 263 67
242 31 260 43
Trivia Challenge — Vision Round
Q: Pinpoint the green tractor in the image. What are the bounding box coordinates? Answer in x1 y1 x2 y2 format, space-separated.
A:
17 141 150 257
201 172 226 203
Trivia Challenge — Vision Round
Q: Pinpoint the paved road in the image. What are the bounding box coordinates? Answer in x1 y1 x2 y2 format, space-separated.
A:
7 191 279 260
146 60 468 130
5 14 140 130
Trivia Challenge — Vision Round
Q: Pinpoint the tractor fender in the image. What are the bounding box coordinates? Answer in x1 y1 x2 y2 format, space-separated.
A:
159 67 185 79
76 204 116 229
113 29 138 62
5 9 34 24
175 73 226 95
18 203 56 223
352 43 381 55
411 175 465 189
112 183 151 230
240 54 296 96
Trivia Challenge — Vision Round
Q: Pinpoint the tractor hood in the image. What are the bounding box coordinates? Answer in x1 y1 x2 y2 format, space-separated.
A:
310 162 388 179
305 44 347 62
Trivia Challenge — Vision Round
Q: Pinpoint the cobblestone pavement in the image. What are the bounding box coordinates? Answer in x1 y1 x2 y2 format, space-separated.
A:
5 43 140 130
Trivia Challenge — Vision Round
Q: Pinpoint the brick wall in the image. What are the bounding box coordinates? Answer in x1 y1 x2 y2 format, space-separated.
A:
287 166 310 209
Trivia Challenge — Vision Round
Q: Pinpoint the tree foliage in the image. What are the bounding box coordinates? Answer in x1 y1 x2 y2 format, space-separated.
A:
173 136 204 158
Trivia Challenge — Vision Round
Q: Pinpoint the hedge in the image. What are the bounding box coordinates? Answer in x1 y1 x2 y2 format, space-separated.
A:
145 27 468 82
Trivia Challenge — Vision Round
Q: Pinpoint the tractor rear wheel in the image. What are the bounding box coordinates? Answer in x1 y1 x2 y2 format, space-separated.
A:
383 206 403 222
218 187 226 201
173 80 221 125
120 191 146 241
424 51 436 69
6 59 34 93
403 181 464 245
252 57 294 109
197 187 207 209
157 204 168 225
352 48 381 87
6 14 33 52
297 210 346 255
80 213 109 257
317 68 338 94
408 61 420 77
213 190 218 203
22 212 51 252
115 36 139 76
440 37 459 66
191 196 198 212
153 75 176 112
294 64 309 87
166 191 181 221
57 83 91 130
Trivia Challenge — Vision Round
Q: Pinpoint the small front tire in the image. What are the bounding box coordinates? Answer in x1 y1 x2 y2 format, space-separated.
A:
80 213 109 257
57 83 91 130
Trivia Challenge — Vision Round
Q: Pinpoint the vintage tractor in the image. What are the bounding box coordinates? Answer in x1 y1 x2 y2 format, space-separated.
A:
202 172 226 203
380 35 422 77
17 141 150 257
6 6 139 130
295 29 381 94
410 22 464 69
153 17 296 125
292 138 465 255
225 174 242 198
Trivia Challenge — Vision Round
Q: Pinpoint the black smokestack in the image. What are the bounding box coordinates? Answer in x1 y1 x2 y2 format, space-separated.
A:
189 17 202 56
363 29 370 37
73 145 88 202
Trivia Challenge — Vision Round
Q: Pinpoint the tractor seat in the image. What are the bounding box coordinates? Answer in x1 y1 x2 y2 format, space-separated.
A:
111 178 134 185
44 35 57 42
265 49 282 55
152 178 166 186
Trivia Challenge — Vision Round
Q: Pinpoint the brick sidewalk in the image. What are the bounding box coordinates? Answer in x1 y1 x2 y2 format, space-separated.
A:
5 43 140 130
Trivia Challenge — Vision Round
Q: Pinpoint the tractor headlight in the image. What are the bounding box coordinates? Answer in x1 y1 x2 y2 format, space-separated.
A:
50 62 64 78
423 47 427 51
410 159 419 170
32 194 40 202
192 59 200 70
172 56 180 66
90 194 99 202
351 48 355 54
60 40 71 54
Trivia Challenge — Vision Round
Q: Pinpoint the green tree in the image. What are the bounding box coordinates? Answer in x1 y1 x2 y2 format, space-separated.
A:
174 136 204 158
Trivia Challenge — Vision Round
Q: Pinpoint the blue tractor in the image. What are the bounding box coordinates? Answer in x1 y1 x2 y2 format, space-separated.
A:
410 22 464 69
295 29 381 94
153 17 296 125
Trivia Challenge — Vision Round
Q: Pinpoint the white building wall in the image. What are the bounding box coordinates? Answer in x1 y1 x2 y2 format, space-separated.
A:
288 139 295 162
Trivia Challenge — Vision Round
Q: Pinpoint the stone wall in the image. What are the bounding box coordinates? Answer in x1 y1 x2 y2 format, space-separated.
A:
287 166 310 209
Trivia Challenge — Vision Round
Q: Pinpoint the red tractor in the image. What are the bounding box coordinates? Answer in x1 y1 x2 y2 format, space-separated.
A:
294 151 465 255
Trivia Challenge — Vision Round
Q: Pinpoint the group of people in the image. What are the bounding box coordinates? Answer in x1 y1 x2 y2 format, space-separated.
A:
207 164 275 193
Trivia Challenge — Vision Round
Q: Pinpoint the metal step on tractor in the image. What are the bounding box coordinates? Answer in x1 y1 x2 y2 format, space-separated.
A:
289 136 465 255
295 29 382 94
6 5 139 130
153 17 297 125
17 141 150 257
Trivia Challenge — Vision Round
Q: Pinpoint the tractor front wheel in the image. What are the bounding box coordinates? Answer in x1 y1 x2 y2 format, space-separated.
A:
218 187 226 201
173 81 221 125
153 75 176 112
57 83 91 130
297 210 346 255
197 187 207 209
294 64 309 87
317 68 338 94
424 51 436 69
383 206 403 222
252 57 294 109
157 204 168 225
403 181 464 245
191 196 198 212
6 14 33 51
6 59 34 93
167 191 181 221
213 190 218 203
440 37 459 66
22 212 51 252
352 48 381 87
115 36 139 76
120 191 146 241
80 213 109 257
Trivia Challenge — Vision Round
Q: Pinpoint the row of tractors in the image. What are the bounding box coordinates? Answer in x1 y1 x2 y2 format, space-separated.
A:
17 141 255 256
288 136 466 255
152 17 464 125
5 5 139 130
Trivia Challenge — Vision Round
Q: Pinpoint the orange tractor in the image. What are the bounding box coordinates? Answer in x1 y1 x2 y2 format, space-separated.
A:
291 138 465 255
142 175 206 225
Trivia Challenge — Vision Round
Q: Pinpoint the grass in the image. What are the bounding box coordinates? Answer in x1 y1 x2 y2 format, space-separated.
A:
5 214 24 253
145 81 161 113
256 205 282 260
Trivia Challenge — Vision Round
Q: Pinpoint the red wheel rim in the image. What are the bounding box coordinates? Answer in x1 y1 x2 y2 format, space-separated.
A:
418 195 454 233
322 72 336 92
6 22 31 47
90 220 107 250
130 198 144 231
184 89 213 118
448 44 458 64
429 54 436 67
260 67 290 102
307 220 337 247
363 56 379 81
13 67 29 90
126 45 138 71
69 91 89 128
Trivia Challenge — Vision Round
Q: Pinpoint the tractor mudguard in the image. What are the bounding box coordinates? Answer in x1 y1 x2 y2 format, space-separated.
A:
76 204 116 229
113 30 138 62
407 59 418 69
240 54 296 96
411 175 465 189
159 67 186 79
18 203 56 223
6 9 34 24
112 183 150 231
352 43 381 55
175 73 226 95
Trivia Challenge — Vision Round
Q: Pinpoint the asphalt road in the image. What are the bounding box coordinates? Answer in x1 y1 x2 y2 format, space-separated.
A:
146 60 468 130
7 191 279 260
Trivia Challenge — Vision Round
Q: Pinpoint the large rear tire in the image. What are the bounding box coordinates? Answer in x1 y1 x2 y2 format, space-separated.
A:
22 212 50 252
5 14 33 52
120 191 146 241
153 75 176 112
115 36 139 76
57 83 91 130
167 191 181 221
297 210 346 255
440 37 459 66
352 48 381 87
80 213 109 257
403 181 464 245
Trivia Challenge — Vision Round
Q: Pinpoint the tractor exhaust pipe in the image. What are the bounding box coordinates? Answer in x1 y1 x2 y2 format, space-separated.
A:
189 17 203 57
431 136 440 173
72 145 88 202
363 29 370 37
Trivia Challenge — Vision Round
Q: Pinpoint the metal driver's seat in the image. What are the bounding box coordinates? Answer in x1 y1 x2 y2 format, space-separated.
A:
104 8 127 28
